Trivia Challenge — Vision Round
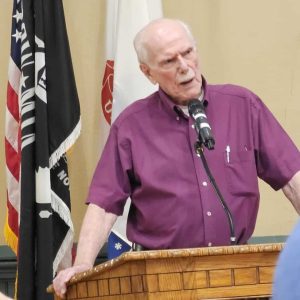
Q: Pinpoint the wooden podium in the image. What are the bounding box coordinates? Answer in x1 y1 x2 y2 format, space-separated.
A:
48 243 283 300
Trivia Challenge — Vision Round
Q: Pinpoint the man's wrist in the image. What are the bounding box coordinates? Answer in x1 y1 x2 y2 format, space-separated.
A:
73 262 93 270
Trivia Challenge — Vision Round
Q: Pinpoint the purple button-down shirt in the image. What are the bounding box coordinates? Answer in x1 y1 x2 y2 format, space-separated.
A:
87 81 300 249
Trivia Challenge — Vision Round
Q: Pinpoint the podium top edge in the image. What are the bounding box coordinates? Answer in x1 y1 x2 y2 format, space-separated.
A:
64 242 284 286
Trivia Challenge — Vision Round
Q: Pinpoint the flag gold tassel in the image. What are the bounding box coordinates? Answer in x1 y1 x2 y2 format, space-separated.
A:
4 214 18 255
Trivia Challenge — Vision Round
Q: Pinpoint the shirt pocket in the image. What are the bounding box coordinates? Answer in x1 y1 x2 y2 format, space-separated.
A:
224 148 258 196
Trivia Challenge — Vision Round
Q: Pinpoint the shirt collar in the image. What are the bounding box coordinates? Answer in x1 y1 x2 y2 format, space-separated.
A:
158 76 208 119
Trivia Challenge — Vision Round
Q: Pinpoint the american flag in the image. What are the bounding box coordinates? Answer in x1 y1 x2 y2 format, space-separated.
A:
5 0 81 299
4 0 22 256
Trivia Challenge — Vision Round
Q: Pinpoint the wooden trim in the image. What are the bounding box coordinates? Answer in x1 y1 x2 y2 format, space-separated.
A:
68 243 284 285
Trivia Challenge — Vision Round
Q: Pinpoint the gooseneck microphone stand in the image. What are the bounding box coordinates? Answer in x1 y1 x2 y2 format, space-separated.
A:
194 141 236 245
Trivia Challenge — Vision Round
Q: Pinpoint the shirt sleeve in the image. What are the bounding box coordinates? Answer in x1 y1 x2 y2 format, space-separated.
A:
86 124 132 215
251 94 300 190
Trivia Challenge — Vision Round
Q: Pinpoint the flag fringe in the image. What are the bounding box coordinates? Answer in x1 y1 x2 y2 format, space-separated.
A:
51 190 74 275
4 216 18 255
52 229 74 275
51 190 74 228
49 118 81 168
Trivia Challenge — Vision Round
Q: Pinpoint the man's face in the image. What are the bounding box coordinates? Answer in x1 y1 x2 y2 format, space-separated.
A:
141 23 202 105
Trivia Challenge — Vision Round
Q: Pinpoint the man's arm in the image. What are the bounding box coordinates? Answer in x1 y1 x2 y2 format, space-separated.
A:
282 170 300 214
53 203 117 298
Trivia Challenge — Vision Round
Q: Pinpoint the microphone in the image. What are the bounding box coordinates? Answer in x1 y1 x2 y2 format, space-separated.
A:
188 99 215 150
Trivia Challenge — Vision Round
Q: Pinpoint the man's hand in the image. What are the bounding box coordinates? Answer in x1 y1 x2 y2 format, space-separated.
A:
52 263 92 298
52 204 117 298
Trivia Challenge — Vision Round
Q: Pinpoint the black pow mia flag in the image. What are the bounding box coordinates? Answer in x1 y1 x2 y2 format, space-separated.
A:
17 0 80 299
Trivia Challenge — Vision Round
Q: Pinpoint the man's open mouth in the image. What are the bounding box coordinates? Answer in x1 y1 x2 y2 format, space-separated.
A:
180 78 194 85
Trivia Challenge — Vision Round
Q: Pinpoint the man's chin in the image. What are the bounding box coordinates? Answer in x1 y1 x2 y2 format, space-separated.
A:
184 83 202 97
173 97 195 106
169 87 202 105
183 91 202 102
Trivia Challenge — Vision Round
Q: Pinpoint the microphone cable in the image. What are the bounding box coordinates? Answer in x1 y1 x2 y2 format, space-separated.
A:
194 142 236 245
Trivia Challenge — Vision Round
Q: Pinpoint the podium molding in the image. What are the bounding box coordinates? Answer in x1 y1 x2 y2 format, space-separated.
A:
48 243 283 300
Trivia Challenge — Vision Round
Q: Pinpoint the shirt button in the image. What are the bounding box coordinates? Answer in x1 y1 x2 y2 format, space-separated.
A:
202 181 208 186
208 242 212 247
207 211 212 216
191 124 195 129
176 116 180 121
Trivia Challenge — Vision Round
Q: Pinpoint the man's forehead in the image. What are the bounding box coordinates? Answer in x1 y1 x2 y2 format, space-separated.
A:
147 20 186 37
146 23 191 48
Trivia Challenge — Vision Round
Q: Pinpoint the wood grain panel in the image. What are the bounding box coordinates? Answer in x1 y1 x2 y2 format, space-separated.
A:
158 273 183 291
209 269 233 287
120 276 131 294
97 279 109 296
234 267 258 285
182 271 208 289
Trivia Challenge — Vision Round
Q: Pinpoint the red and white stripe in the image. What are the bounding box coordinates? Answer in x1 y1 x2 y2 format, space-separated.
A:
5 56 22 253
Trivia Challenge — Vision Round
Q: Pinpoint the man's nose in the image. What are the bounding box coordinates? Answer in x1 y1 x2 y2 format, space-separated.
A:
177 55 189 73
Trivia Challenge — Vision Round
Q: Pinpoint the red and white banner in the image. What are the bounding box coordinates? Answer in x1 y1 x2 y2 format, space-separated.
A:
101 0 163 258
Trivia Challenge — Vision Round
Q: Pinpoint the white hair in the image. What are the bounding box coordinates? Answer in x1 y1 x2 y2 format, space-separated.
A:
133 18 196 65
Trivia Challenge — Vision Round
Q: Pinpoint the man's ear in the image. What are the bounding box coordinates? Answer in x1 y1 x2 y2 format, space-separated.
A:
140 63 157 85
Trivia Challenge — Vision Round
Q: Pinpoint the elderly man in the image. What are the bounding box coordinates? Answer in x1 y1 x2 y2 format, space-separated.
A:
53 18 300 298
